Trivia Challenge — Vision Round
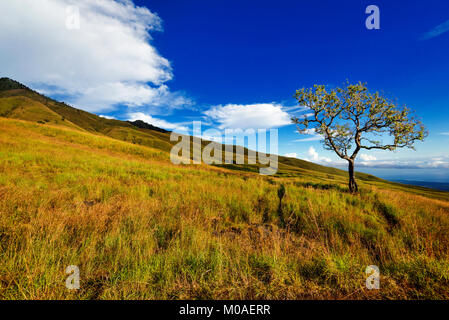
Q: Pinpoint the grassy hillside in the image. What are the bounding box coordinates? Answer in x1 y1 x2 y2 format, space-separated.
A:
0 78 385 183
2 77 449 201
0 96 81 130
1 117 448 299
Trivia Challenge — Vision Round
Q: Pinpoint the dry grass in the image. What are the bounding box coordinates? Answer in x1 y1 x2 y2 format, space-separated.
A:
0 117 448 299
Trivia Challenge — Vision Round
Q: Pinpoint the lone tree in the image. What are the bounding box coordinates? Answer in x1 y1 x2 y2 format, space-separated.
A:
292 82 427 193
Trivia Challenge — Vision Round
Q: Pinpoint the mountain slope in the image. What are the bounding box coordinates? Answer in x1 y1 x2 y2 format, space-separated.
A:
0 78 379 180
0 95 82 130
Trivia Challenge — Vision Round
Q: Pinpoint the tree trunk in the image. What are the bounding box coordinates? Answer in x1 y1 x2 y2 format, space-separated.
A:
348 160 358 193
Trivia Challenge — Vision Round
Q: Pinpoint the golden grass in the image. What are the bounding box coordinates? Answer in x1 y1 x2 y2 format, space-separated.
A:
0 117 448 299
0 96 81 131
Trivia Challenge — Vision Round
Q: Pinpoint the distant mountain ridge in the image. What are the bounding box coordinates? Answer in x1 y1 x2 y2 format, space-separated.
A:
393 180 449 192
127 120 170 133
0 77 28 91
0 77 167 134
0 78 170 134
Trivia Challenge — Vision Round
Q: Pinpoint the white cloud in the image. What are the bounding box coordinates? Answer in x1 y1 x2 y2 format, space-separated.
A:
360 154 377 161
421 19 449 40
352 156 449 169
294 128 323 142
307 146 319 161
204 103 291 129
0 0 191 112
298 147 449 170
297 136 323 142
440 132 449 136
305 146 332 164
99 114 116 119
128 112 189 132
284 152 297 158
199 134 224 143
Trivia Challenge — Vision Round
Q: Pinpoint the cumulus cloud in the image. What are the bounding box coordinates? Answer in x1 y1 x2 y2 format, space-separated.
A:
305 146 332 164
0 0 191 112
204 103 291 129
284 152 298 158
128 112 189 132
360 154 377 161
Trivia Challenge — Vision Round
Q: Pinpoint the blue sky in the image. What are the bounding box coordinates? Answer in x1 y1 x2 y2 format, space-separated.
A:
1 0 449 181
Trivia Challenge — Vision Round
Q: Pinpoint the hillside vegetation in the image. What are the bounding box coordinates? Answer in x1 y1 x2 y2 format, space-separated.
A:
1 78 449 299
0 79 385 181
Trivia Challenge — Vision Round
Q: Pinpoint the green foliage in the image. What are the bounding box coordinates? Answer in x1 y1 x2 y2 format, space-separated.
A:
292 82 428 192
293 82 427 158
0 77 27 91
